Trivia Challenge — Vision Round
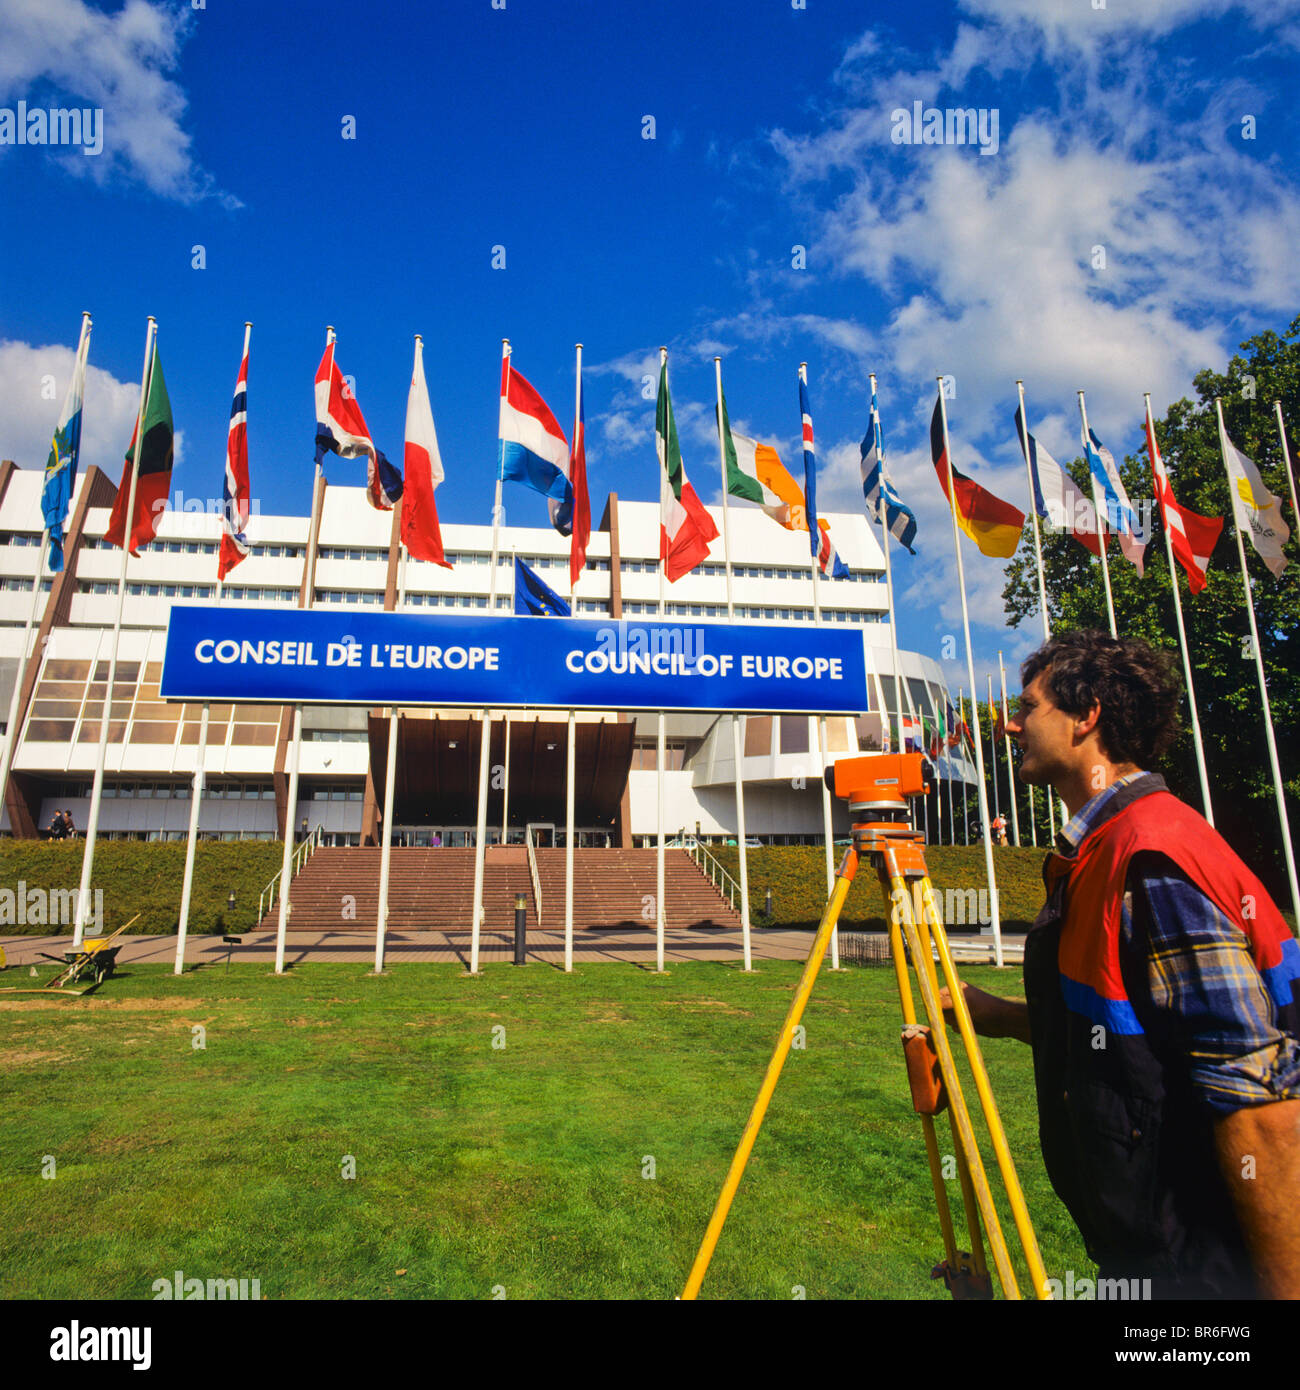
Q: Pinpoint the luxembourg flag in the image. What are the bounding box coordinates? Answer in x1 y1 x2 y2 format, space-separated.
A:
498 347 571 514
218 332 251 580
815 519 851 579
401 336 451 568
314 339 402 510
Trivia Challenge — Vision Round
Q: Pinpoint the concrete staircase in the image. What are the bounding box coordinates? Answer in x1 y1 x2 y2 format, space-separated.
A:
258 846 743 934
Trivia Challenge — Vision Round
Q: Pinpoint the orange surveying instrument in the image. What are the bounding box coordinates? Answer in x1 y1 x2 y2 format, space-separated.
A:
680 752 1051 1301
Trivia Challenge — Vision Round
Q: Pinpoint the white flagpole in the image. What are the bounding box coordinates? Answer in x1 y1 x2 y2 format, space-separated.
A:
959 688 970 844
501 712 511 842
74 316 155 949
1275 401 1300 552
800 363 837 967
1144 393 1214 827
712 358 752 971
565 343 582 974
490 340 510 608
470 706 492 975
0 312 90 828
998 651 1020 847
655 347 668 975
176 323 250 974
1214 397 1300 921
1015 380 1056 843
937 382 1004 966
1077 391 1117 639
987 674 1000 838
275 325 332 974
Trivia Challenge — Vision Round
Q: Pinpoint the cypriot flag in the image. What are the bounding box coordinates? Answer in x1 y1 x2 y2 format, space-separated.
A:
1218 415 1290 577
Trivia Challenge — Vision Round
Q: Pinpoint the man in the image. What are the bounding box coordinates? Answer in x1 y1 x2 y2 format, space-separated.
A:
945 630 1300 1299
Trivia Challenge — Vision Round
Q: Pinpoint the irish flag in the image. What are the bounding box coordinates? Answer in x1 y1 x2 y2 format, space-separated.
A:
656 362 717 581
718 387 805 529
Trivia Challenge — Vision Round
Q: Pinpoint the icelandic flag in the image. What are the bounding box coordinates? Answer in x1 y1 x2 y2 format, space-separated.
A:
513 556 571 616
314 340 402 510
498 349 572 523
42 323 90 573
401 339 452 568
562 365 591 588
218 341 251 580
1084 424 1147 574
1014 406 1102 558
860 390 918 553
799 375 819 560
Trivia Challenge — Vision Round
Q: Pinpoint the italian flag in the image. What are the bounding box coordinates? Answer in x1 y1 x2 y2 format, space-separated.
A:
718 387 806 530
656 363 718 581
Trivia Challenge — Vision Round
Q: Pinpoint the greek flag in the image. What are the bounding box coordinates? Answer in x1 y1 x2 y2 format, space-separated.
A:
860 391 917 553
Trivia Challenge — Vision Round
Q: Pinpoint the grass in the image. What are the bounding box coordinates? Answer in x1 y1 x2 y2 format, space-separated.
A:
0 958 1089 1300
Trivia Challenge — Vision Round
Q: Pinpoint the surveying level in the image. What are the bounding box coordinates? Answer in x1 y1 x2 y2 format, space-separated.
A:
680 752 1050 1301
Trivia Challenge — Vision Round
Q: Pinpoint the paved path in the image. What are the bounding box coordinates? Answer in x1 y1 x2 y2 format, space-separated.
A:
0 926 1023 971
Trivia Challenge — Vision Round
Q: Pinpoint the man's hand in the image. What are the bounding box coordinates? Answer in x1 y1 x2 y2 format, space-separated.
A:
1213 1099 1300 1299
937 982 1032 1044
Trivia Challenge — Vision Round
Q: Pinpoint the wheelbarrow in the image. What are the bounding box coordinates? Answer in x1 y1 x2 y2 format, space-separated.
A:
2 913 142 995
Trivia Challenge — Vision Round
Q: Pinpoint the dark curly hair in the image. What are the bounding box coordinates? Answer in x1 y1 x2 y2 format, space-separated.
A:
1020 630 1181 767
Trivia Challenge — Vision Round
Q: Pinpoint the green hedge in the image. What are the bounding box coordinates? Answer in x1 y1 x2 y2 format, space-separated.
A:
710 844 1050 932
0 840 287 935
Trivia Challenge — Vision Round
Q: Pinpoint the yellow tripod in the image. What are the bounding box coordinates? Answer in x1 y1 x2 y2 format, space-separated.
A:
680 753 1051 1301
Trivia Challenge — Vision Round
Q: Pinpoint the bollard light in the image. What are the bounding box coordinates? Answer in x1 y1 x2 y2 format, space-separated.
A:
765 887 773 920
513 893 527 966
227 891 236 912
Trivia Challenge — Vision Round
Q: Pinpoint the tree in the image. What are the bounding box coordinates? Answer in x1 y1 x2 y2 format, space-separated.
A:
1002 318 1300 899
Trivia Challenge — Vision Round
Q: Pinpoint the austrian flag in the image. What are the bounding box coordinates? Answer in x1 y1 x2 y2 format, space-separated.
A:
1145 409 1221 594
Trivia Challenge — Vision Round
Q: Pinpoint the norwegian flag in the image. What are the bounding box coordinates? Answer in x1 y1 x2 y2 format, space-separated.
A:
566 366 591 588
218 339 251 580
314 339 402 510
1145 408 1222 594
799 374 819 560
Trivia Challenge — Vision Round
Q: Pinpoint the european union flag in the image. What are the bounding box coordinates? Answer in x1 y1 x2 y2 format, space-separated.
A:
513 556 570 616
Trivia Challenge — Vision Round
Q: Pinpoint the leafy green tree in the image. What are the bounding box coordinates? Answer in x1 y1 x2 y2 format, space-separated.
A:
1003 318 1300 899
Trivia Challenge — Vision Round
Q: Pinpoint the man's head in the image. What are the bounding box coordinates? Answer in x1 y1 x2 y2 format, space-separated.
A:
1009 631 1180 798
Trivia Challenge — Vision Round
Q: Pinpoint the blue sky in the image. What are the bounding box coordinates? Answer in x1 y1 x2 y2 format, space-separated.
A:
2 0 1298 693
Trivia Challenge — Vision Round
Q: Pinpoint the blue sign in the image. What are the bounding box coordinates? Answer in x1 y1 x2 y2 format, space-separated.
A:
159 607 870 714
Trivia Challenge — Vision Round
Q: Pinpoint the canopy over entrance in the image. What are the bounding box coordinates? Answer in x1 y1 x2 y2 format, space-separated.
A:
366 713 634 831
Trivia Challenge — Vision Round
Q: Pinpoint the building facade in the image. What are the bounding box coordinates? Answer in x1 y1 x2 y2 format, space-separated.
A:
0 463 972 845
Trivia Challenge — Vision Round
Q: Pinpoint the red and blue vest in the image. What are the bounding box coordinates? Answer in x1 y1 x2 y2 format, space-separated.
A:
1023 775 1300 1298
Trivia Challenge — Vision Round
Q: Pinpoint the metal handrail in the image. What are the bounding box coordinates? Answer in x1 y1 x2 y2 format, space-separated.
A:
671 828 740 911
258 824 325 921
525 825 542 925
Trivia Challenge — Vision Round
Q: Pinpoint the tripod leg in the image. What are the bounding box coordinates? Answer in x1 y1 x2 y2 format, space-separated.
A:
885 854 1021 1298
917 877 1052 1299
680 847 859 1300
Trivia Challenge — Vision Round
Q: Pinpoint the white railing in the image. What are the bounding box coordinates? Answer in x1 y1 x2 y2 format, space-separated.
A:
525 825 542 925
670 829 741 911
258 824 325 921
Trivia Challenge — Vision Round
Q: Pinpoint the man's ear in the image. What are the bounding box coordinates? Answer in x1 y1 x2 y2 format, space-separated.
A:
1074 700 1103 741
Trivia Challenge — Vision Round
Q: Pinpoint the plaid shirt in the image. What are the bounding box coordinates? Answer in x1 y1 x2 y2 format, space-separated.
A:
1057 773 1300 1117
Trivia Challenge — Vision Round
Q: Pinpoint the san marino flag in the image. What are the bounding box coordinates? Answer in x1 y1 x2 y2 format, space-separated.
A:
42 323 91 572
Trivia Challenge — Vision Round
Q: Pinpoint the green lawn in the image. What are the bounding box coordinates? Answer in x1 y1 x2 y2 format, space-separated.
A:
0 959 1088 1300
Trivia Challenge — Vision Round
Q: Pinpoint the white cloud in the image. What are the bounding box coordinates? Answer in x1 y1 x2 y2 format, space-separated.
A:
0 0 236 206
0 336 174 480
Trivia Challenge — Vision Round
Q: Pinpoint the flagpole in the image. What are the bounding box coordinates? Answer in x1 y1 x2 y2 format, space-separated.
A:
1214 397 1300 921
1275 401 1300 552
800 364 837 967
564 343 582 974
490 340 510 607
374 540 405 975
959 688 970 844
868 374 911 818
945 691 956 846
1077 391 1117 638
1144 392 1214 827
1015 380 1056 844
998 650 1020 847
711 358 752 971
275 325 331 974
937 381 1003 966
74 316 155 948
1 312 90 830
655 348 668 975
987 674 1000 839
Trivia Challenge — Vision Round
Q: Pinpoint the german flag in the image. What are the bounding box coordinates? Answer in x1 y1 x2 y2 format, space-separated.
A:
931 398 1024 558
106 343 173 556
